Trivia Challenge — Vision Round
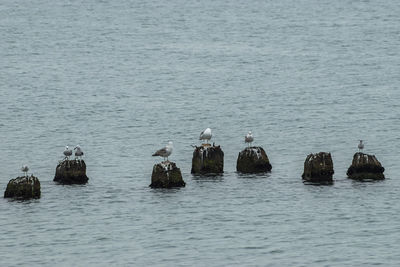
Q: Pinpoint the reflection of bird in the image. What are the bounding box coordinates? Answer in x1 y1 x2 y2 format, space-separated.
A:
358 140 364 152
21 165 29 177
152 141 173 161
245 131 254 147
199 128 212 144
74 145 84 160
63 146 72 160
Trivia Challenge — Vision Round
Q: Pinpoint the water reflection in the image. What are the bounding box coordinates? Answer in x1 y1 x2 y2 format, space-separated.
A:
303 180 334 186
350 178 386 188
149 187 184 194
236 172 271 179
191 173 224 182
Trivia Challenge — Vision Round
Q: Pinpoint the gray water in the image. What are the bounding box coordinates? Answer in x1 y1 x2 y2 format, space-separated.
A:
1 0 400 266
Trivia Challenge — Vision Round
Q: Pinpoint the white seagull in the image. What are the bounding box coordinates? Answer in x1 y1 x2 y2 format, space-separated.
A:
152 141 173 161
358 140 364 152
199 128 212 144
21 165 29 177
63 146 72 160
74 145 84 160
245 131 254 147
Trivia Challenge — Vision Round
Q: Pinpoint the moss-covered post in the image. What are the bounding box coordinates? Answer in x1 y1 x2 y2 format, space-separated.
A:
236 146 272 173
347 152 385 180
150 161 185 188
54 160 89 184
191 144 224 174
4 175 41 199
302 152 334 184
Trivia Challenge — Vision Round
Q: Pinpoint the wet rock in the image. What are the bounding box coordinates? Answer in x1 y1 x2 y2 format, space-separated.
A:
150 161 185 188
4 175 41 199
347 152 385 180
191 144 224 174
302 152 334 183
54 160 89 184
236 146 272 173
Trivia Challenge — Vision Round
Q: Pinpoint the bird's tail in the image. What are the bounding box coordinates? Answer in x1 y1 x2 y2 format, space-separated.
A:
152 153 158 156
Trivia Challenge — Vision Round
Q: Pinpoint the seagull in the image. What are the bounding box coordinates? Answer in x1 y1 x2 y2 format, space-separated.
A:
245 131 254 147
199 128 212 144
21 165 29 177
63 146 72 160
74 145 84 160
152 141 173 161
358 140 364 152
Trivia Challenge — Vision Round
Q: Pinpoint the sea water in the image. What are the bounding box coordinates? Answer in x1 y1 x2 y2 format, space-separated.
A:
1 0 400 266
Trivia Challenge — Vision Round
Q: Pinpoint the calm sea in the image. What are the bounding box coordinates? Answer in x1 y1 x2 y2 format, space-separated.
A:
1 0 400 266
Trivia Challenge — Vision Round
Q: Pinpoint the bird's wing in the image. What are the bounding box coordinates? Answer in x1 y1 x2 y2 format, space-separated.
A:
199 130 204 139
152 147 167 156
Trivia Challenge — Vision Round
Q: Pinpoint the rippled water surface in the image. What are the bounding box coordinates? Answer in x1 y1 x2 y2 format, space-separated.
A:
1 0 400 266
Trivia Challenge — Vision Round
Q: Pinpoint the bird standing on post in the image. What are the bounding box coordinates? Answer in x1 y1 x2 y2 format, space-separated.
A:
199 128 212 144
21 165 29 177
74 145 84 160
63 146 72 160
152 141 173 162
358 140 364 152
245 131 254 147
